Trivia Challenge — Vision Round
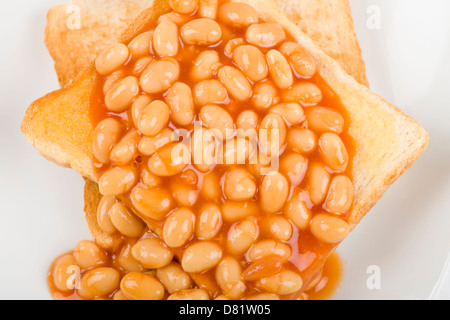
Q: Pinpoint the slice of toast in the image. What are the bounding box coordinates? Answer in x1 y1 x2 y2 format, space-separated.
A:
46 0 368 87
22 0 428 253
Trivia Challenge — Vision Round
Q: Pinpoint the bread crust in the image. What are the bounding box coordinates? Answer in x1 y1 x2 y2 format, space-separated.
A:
22 0 428 247
46 0 368 87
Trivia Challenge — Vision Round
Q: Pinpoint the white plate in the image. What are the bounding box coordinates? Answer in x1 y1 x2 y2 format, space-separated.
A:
0 0 449 300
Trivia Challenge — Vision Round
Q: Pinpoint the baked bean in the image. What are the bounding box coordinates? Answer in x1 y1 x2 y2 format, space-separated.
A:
224 38 245 57
73 240 108 270
279 42 317 78
255 270 303 295
219 137 254 165
148 142 190 176
283 82 322 106
96 196 117 234
120 272 165 300
92 118 123 164
216 257 246 300
218 2 258 28
117 242 145 273
95 43 130 75
105 76 139 112
103 70 124 95
163 208 195 248
181 241 222 273
246 24 286 48
128 31 153 58
137 100 170 137
259 114 286 158
224 168 256 201
191 128 216 172
260 215 293 241
248 152 273 177
130 95 151 128
179 169 199 186
318 133 349 172
215 295 230 300
325 175 353 214
170 0 198 15
141 167 163 188
98 166 137 196
252 81 279 110
233 45 268 82
132 238 174 269
271 103 305 126
110 130 140 166
221 201 258 222
167 289 210 300
246 293 280 300
198 0 218 18
196 204 222 240
191 50 221 82
153 19 179 57
218 66 252 102
310 213 350 244
180 19 222 45
280 152 308 185
266 50 294 89
242 256 284 281
140 58 180 94
109 202 145 238
194 79 228 106
171 182 199 207
306 106 345 134
77 267 120 299
287 128 317 154
200 172 221 201
307 162 331 205
187 273 219 294
237 110 258 137
156 263 192 294
247 240 292 262
130 186 174 221
199 105 234 141
260 172 289 213
227 218 259 255
166 82 195 126
52 255 79 292
284 197 311 230
130 56 153 77
138 128 174 157
158 12 191 25
112 290 128 300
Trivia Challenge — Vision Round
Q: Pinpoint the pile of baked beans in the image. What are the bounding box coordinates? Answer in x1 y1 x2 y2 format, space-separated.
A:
49 0 354 300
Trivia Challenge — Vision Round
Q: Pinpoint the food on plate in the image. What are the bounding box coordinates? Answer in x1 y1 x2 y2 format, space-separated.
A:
22 0 428 300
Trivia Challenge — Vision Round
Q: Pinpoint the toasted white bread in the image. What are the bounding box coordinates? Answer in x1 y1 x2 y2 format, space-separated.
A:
22 0 428 251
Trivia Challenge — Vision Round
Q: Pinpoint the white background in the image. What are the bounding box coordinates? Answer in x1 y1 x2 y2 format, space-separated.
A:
0 0 449 300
